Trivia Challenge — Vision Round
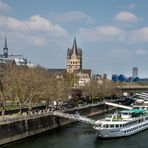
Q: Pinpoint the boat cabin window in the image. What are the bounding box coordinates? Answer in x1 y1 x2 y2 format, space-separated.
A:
116 124 119 128
133 107 138 109
132 113 142 117
110 124 114 128
103 124 109 128
121 109 145 119
97 124 101 127
122 112 129 115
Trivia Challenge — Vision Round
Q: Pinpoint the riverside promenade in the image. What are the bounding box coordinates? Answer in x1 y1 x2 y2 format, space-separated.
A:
0 99 127 145
0 109 49 123
0 101 105 122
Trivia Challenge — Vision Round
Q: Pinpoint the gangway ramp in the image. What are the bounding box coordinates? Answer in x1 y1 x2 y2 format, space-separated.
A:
105 101 132 110
53 111 97 126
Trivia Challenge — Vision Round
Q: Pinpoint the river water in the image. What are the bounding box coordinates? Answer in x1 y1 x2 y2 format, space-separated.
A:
2 112 148 148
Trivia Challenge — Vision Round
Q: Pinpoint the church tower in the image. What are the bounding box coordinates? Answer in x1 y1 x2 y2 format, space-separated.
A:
67 38 82 73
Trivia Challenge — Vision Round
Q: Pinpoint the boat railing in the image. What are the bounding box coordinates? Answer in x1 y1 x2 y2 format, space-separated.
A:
111 114 123 121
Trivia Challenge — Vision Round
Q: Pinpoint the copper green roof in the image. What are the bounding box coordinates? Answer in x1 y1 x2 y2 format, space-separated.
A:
121 109 145 114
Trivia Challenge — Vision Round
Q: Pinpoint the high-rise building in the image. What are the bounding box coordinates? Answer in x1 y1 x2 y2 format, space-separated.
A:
133 67 138 78
67 38 82 73
3 36 8 58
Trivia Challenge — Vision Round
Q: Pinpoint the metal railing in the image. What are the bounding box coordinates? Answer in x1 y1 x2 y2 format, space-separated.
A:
52 111 97 126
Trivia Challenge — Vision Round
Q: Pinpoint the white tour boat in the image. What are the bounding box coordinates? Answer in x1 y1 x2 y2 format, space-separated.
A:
93 109 148 138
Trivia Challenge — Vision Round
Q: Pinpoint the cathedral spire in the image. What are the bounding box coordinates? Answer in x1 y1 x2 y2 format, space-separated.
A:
3 36 8 58
72 37 78 55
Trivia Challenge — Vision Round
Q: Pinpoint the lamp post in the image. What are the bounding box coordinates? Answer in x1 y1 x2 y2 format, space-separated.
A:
91 96 93 115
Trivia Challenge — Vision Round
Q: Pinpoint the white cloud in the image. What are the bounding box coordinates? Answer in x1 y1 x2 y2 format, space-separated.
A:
0 15 67 36
128 3 136 9
28 36 46 47
49 11 95 24
128 27 148 43
0 15 68 47
0 1 12 12
110 48 132 58
135 49 147 55
115 11 138 23
77 25 148 44
78 25 126 42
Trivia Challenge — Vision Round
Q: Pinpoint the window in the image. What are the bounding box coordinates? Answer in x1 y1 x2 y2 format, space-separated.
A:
110 125 114 128
116 125 119 128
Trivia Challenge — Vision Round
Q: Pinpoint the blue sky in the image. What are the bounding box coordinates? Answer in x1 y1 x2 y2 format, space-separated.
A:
0 0 148 78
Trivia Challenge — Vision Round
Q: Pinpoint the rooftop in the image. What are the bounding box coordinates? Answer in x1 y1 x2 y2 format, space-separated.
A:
121 109 145 114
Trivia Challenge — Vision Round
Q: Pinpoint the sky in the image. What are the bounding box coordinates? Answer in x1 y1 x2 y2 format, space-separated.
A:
0 0 148 78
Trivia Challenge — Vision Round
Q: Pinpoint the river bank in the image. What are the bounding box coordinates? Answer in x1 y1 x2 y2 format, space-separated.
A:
0 99 126 146
2 112 147 148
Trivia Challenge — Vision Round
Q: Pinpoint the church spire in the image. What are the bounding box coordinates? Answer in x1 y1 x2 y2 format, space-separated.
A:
3 36 8 58
72 37 78 55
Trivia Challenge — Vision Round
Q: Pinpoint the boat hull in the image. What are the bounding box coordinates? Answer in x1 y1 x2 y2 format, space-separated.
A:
94 121 148 139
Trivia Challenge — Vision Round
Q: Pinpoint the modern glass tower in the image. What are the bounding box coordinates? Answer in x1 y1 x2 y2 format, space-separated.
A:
133 67 138 78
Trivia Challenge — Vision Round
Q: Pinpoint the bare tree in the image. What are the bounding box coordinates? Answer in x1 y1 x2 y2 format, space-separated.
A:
63 72 79 87
83 79 100 99
83 79 120 102
0 64 22 119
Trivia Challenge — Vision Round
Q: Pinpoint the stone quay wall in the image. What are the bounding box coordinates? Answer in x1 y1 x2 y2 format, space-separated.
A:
0 102 113 145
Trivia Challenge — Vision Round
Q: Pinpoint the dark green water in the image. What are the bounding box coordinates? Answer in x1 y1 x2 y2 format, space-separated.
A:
2 113 148 148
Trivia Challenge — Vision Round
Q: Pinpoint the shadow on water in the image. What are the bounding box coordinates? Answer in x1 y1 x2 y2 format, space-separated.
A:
2 111 148 148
